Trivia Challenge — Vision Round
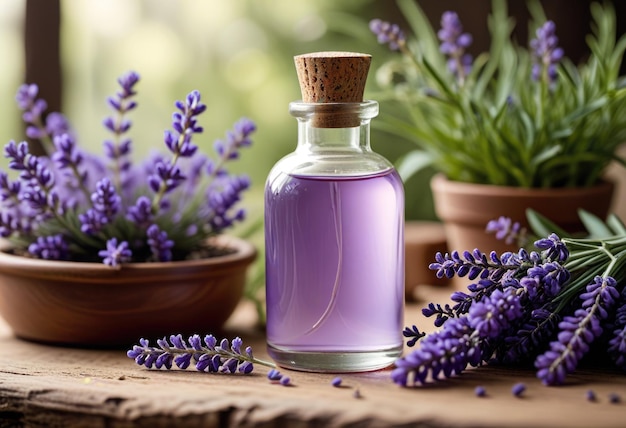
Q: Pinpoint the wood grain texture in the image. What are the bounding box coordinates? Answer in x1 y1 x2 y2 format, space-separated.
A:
1 286 625 427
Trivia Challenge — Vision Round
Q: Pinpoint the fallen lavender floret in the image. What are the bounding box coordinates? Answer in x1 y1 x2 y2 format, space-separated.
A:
474 386 486 397
331 377 343 387
127 335 275 374
512 382 526 397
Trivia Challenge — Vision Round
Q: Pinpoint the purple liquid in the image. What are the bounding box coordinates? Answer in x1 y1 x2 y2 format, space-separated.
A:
265 169 404 353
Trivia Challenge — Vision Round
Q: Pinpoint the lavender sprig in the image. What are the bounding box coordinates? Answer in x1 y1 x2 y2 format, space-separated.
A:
148 90 206 213
530 21 564 84
15 84 70 152
51 133 90 202
103 71 139 196
369 19 406 51
486 216 528 247
5 140 63 219
127 335 275 374
535 276 619 385
98 238 132 267
608 296 626 369
3 72 255 265
28 234 69 260
395 213 626 387
437 11 473 84
79 178 121 235
402 325 426 347
146 224 174 262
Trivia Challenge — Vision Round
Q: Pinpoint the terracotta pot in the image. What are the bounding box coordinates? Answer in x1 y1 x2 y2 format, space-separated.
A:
0 235 256 347
404 221 449 299
431 174 615 256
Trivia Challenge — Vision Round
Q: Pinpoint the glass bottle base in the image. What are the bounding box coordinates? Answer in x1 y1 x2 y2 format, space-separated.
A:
267 344 403 373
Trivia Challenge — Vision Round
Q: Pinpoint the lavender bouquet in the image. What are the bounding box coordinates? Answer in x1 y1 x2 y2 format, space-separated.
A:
370 0 626 188
0 71 255 266
393 210 626 386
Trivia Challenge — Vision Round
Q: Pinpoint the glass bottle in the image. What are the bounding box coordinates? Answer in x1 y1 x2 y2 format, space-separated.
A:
264 52 405 372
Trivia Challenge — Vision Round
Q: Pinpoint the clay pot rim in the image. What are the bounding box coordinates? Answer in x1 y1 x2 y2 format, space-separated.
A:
0 235 257 282
431 173 615 198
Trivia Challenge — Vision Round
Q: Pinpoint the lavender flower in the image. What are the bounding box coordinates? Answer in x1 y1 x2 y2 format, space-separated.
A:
396 212 626 387
79 178 121 234
146 224 174 262
369 19 405 51
128 335 274 374
534 233 569 263
267 369 283 381
126 195 153 228
15 84 70 145
146 90 207 213
98 238 132 267
437 11 473 82
608 299 626 370
2 72 254 265
530 21 564 83
0 171 20 205
535 276 618 385
519 261 570 303
391 316 480 386
205 175 251 230
486 216 528 247
474 386 487 397
402 325 426 347
52 133 86 184
5 140 64 217
467 288 524 339
511 382 526 397
28 234 69 260
502 308 560 364
213 118 256 161
102 71 139 193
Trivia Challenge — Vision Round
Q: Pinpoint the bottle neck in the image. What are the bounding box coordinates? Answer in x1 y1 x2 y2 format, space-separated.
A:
290 100 378 154
296 121 371 154
283 100 390 177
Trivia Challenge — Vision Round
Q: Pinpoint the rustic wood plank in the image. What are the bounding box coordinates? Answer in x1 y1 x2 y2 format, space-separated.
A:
1 285 625 427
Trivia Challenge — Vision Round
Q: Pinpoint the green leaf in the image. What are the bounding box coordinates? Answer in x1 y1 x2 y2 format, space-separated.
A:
396 150 433 181
577 209 612 238
606 214 626 236
526 209 570 238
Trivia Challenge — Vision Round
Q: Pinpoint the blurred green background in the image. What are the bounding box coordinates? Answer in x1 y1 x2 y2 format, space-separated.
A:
2 0 617 223
0 0 435 226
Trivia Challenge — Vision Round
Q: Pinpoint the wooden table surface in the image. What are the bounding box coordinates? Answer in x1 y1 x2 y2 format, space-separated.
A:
1 284 625 427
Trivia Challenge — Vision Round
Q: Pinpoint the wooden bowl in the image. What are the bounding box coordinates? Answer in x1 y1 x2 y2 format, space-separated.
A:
0 235 256 347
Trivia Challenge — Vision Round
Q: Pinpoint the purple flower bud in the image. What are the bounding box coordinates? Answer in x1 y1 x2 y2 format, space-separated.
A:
146 224 174 262
127 196 153 227
511 382 526 397
437 11 473 80
98 238 132 267
369 19 405 51
530 21 563 83
474 386 487 397
28 234 69 260
267 369 283 381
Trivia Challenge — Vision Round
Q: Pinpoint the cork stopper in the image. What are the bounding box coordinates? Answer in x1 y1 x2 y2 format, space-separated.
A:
294 51 372 127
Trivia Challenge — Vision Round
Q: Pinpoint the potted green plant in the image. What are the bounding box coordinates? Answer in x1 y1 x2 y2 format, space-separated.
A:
369 0 626 254
0 71 257 346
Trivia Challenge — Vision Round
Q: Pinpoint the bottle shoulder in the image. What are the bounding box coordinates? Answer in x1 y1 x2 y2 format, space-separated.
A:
268 151 395 178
